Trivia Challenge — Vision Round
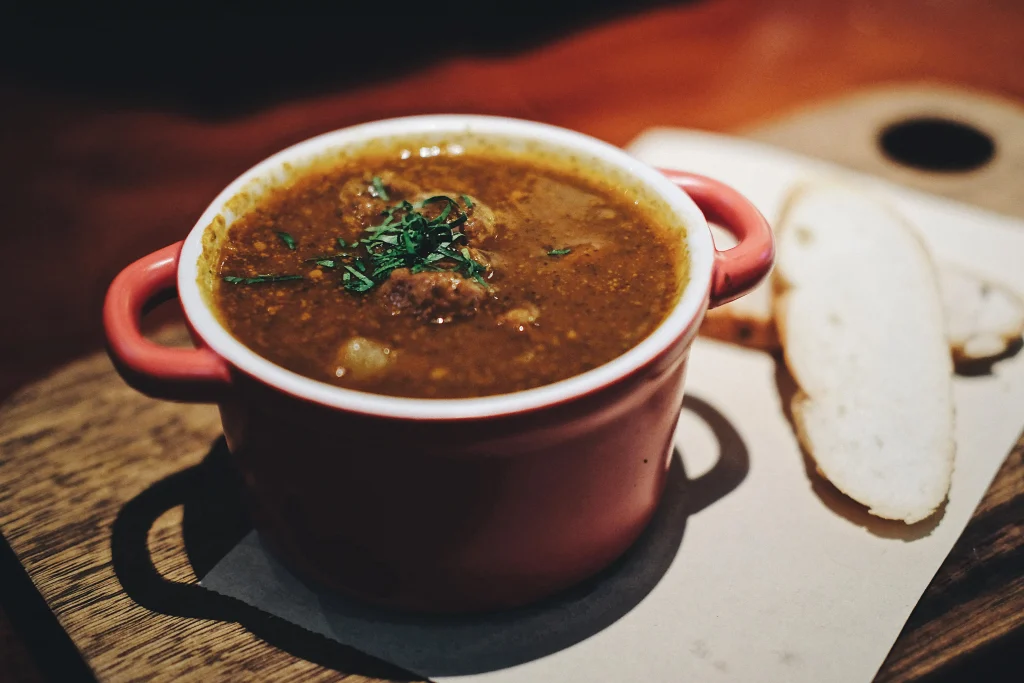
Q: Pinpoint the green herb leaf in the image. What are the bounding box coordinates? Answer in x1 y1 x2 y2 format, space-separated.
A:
342 265 376 293
275 232 297 250
223 274 304 285
305 252 351 267
371 176 389 201
436 245 462 261
419 195 456 210
547 248 572 256
337 238 349 249
337 188 489 293
461 194 474 208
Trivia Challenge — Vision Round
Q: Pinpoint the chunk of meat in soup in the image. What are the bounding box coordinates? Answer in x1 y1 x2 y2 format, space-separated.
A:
465 246 502 270
413 192 498 244
378 269 489 323
338 172 423 229
460 200 497 243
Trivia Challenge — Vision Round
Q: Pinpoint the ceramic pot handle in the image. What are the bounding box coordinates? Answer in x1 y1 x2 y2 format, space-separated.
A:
104 241 231 402
661 170 775 308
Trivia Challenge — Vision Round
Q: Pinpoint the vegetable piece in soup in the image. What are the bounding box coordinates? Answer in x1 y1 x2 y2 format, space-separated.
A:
212 149 686 398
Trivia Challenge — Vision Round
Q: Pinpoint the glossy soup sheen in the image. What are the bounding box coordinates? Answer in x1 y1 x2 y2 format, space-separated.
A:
213 148 686 399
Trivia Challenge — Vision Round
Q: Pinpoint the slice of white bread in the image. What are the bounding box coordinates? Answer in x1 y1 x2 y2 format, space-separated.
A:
941 265 1024 363
704 225 1024 365
773 184 955 524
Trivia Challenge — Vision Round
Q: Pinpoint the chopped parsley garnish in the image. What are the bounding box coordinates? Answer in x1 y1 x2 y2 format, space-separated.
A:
337 238 349 249
340 195 488 293
305 251 352 268
370 176 389 201
223 274 304 285
342 265 376 292
547 248 572 256
275 231 297 250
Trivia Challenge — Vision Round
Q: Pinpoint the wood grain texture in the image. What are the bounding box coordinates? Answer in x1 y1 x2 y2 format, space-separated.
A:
0 334 405 682
1 2 1023 681
877 451 1024 682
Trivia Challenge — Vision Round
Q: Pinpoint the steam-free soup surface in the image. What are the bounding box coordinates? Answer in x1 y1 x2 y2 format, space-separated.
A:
213 149 684 398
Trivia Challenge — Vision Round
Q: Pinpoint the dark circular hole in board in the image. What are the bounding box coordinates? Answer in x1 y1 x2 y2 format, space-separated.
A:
878 116 995 172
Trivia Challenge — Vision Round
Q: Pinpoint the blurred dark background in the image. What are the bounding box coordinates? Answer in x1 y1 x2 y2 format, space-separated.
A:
0 9 674 116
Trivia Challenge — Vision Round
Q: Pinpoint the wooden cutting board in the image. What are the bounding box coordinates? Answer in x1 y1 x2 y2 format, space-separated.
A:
1 84 1021 683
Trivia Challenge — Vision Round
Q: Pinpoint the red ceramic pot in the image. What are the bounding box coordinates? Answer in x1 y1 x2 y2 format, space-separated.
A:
104 116 773 613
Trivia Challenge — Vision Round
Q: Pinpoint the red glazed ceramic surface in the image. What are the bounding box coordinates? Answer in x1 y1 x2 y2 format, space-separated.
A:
104 116 773 612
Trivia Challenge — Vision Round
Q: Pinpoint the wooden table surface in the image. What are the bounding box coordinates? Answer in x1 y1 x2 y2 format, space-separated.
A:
1 3 1022 681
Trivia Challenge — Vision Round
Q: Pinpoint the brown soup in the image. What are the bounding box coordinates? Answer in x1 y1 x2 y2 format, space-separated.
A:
210 146 686 398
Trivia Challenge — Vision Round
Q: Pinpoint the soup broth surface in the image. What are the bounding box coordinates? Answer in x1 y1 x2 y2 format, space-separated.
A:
212 146 686 398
